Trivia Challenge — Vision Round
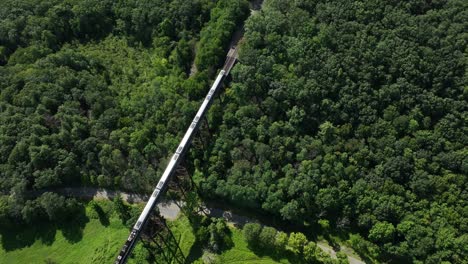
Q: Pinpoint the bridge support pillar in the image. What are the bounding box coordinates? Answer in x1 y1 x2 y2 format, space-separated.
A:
141 212 186 264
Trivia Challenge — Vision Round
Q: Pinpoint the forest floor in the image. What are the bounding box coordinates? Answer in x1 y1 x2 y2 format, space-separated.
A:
38 187 364 263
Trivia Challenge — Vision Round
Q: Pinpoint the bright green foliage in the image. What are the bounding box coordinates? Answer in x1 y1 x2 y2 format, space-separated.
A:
287 232 308 254
274 231 289 251
336 251 349 264
195 0 249 71
126 243 150 264
368 221 395 243
0 200 130 264
318 219 330 231
348 233 380 261
171 216 288 264
303 242 317 262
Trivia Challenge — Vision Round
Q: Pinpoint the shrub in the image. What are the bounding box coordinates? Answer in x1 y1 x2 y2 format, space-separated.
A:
287 232 308 254
243 222 262 248
258 226 277 249
274 231 289 251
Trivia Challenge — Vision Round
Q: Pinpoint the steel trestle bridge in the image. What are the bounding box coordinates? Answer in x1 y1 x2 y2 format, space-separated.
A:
115 48 238 263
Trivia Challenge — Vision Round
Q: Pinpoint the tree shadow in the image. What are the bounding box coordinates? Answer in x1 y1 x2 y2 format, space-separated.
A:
220 225 234 252
59 205 89 243
185 239 204 263
0 203 90 251
183 215 235 263
92 203 110 226
0 220 57 251
38 225 57 246
248 245 299 264
322 232 341 252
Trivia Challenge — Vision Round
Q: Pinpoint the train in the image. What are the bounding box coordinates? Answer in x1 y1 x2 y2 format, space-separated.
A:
115 69 227 264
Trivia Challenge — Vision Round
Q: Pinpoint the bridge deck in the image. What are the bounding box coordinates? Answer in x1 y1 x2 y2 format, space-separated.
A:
115 47 239 264
222 47 238 75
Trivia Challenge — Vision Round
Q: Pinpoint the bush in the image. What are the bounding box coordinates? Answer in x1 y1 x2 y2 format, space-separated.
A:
38 192 66 221
287 232 308 254
113 194 130 223
125 204 145 229
207 218 232 253
304 242 317 263
243 222 262 248
274 231 289 251
349 233 380 260
258 226 277 249
201 251 220 264
194 217 232 253
336 251 349 264
318 219 330 231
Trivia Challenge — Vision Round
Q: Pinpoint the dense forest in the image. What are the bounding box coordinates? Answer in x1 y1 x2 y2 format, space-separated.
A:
200 0 467 263
0 0 249 225
0 0 467 263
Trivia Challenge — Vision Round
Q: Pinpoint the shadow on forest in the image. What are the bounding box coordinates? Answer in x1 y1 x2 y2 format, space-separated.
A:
0 204 89 251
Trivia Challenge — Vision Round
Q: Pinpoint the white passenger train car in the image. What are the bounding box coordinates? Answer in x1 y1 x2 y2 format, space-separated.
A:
115 70 226 264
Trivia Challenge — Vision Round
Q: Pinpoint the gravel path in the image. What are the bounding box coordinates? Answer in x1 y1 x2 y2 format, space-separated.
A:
43 187 181 220
317 242 365 264
51 187 148 202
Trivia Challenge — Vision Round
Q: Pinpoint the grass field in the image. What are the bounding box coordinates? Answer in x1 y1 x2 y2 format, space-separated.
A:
169 216 290 264
1 204 289 264
218 227 290 264
0 201 129 264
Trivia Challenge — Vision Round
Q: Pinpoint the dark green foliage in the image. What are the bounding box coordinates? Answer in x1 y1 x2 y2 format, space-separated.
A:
191 216 233 254
258 226 277 250
113 194 130 224
2 0 466 262
207 218 232 253
0 0 246 227
242 224 332 264
124 204 145 230
13 192 80 224
242 222 262 248
38 192 66 221
195 0 250 72
201 0 468 263
0 0 217 60
1 46 117 194
0 196 9 224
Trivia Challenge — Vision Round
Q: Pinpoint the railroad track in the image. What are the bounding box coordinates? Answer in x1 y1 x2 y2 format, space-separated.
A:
115 47 238 264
